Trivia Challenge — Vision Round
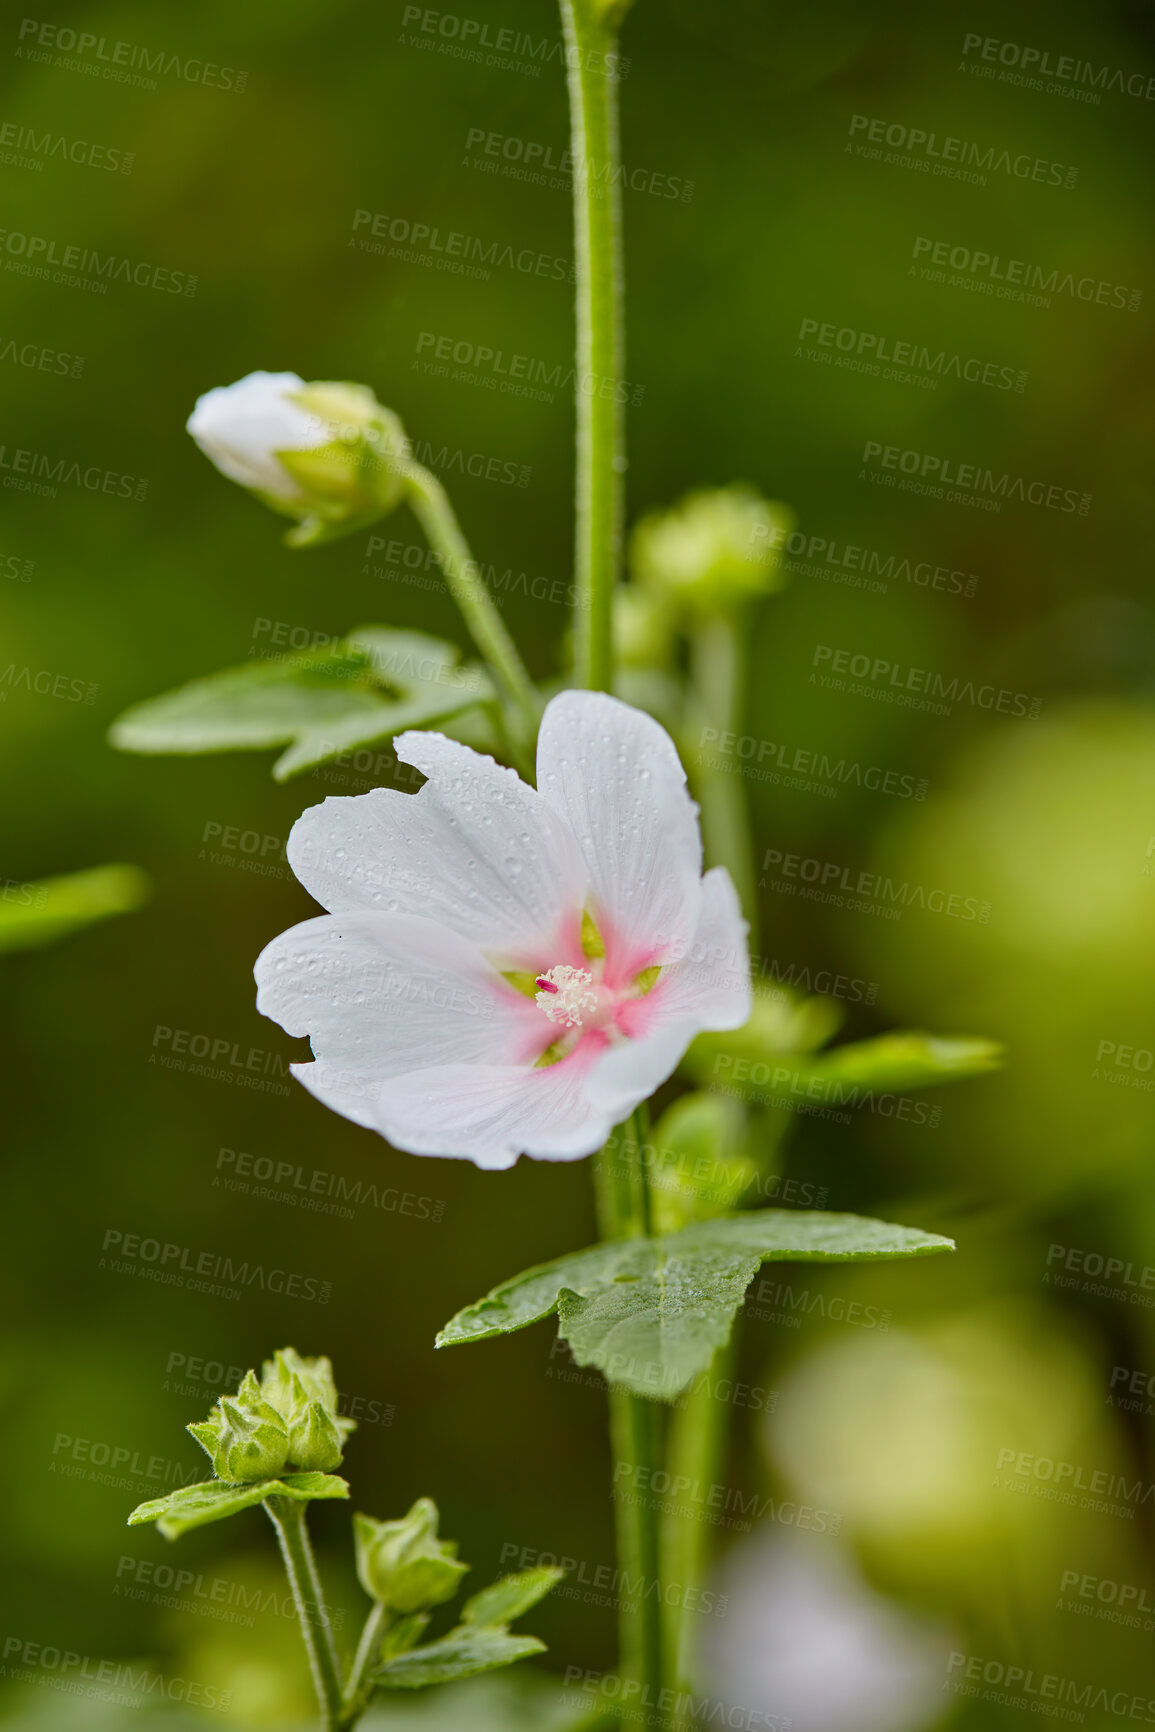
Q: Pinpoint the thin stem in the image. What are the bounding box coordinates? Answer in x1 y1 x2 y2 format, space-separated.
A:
660 1337 737 1729
594 1116 663 1717
265 1497 345 1731
558 0 625 692
341 1601 389 1726
402 462 540 747
688 614 759 948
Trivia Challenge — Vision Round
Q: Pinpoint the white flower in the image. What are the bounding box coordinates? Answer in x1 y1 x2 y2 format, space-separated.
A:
255 691 751 1169
187 371 320 501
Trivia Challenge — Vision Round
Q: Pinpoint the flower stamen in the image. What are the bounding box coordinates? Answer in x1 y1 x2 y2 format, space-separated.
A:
535 965 598 1028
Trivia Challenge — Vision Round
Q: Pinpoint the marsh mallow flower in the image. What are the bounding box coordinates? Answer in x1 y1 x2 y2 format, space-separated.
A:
187 371 408 546
255 691 751 1169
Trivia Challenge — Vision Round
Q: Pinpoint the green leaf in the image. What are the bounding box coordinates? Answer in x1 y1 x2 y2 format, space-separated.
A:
108 627 494 782
682 983 844 1086
801 1032 1004 1091
0 863 150 955
462 1567 564 1628
373 1626 546 1691
128 1471 348 1539
437 1211 953 1401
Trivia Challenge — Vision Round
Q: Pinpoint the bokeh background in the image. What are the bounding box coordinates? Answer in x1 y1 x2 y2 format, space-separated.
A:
2 0 1154 1726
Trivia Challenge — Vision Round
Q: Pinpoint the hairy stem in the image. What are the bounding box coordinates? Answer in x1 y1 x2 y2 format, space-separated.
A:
594 1114 663 1716
559 0 626 692
689 614 758 946
265 1497 345 1731
402 462 540 750
340 1601 389 1727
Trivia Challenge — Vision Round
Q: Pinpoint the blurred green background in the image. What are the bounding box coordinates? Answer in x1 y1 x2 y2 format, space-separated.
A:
3 0 1155 1726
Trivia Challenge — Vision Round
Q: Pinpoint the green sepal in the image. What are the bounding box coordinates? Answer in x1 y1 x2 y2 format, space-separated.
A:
127 1471 348 1540
372 1626 545 1691
0 863 150 955
437 1211 953 1401
381 1613 431 1662
462 1567 565 1628
108 627 494 782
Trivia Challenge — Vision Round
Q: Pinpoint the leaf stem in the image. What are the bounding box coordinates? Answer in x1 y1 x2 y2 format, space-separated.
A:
341 1601 389 1726
558 0 626 692
594 1116 663 1718
265 1496 345 1731
402 462 540 749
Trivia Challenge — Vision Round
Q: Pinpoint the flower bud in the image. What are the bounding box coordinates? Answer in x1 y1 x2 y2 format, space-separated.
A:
630 484 793 615
354 1499 469 1613
188 1371 290 1483
187 371 410 548
259 1347 354 1471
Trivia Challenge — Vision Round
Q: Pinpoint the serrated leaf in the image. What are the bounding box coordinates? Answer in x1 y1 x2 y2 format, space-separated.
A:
108 628 493 782
0 863 150 955
128 1471 348 1539
437 1211 953 1401
373 1626 545 1691
462 1567 564 1628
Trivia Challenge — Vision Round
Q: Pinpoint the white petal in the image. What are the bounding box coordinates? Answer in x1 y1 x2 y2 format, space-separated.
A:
375 1056 614 1169
187 371 317 500
536 691 703 974
646 866 752 1031
287 733 586 958
588 1021 701 1123
255 911 539 1134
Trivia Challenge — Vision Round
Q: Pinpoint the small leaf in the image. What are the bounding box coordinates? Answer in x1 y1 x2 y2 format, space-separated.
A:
0 863 150 955
128 1479 274 1539
437 1211 953 1401
128 1471 348 1539
108 628 494 782
462 1567 564 1628
373 1625 545 1690
802 1033 1004 1091
682 984 844 1086
644 1092 756 1233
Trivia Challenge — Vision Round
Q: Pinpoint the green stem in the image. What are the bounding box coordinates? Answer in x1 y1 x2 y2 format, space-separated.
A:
341 1601 389 1727
402 462 540 747
660 1337 736 1729
688 614 759 948
265 1497 345 1731
558 0 625 692
593 1115 663 1718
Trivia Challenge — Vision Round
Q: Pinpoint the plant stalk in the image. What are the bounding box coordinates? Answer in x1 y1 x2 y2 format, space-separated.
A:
688 614 758 946
265 1497 345 1731
593 1120 663 1717
558 0 626 692
341 1601 389 1726
402 462 540 749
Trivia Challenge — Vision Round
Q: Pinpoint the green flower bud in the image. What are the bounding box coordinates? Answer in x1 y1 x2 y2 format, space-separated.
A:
630 484 793 615
287 1400 345 1473
259 1347 354 1470
187 1371 290 1483
354 1499 469 1613
187 372 411 549
612 586 675 669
